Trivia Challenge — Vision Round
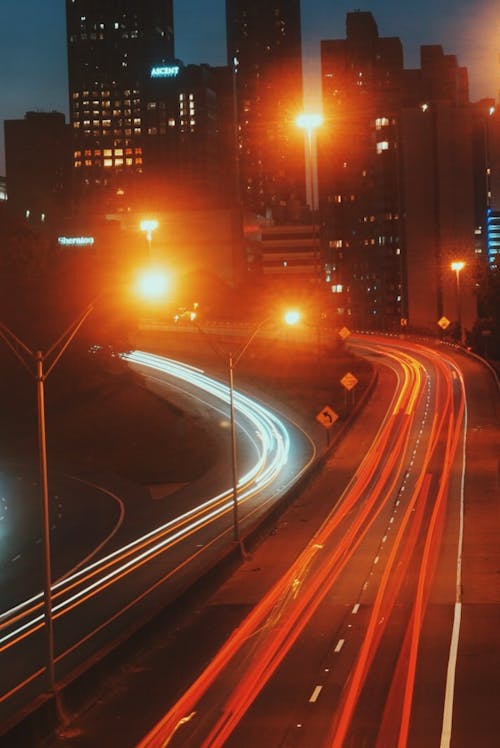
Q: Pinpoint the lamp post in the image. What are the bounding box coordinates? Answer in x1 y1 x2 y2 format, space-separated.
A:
296 113 323 281
0 268 170 723
451 261 465 343
227 310 301 555
0 305 97 723
197 311 301 556
140 219 159 258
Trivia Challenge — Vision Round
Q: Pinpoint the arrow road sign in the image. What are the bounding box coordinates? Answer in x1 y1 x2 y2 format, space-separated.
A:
316 405 338 429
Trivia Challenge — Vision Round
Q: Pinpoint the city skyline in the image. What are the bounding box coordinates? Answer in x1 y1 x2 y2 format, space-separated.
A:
1 0 499 175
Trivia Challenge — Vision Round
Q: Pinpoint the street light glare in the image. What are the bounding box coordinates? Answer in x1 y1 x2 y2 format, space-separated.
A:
451 261 465 272
135 269 170 300
140 219 159 234
284 309 301 326
296 113 323 131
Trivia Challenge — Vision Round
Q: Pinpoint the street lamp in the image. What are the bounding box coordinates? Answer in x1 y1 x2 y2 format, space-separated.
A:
226 310 301 555
296 113 323 280
0 305 97 723
135 267 172 302
451 261 465 343
0 270 170 723
140 219 159 258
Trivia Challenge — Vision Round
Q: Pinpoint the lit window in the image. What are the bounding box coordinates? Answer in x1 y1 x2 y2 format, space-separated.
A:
104 159 113 167
377 141 389 154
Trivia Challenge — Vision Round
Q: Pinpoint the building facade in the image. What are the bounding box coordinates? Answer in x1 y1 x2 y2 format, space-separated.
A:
320 11 477 334
66 0 174 207
226 0 305 221
4 111 71 228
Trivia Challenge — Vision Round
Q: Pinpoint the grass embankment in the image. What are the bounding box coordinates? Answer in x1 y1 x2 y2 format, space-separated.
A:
0 374 218 485
0 332 373 486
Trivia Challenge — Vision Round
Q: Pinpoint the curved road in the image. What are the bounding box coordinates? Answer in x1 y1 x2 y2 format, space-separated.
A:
138 335 499 748
0 352 315 732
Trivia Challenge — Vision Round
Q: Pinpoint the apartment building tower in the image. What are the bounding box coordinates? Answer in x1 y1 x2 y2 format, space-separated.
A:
226 0 304 221
320 11 477 334
65 0 174 207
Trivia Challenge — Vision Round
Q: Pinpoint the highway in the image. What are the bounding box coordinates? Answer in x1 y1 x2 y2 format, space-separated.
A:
137 335 499 748
0 352 315 731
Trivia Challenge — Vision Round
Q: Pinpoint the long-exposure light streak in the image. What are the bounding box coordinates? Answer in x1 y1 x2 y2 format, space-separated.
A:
137 336 468 748
1 350 308 705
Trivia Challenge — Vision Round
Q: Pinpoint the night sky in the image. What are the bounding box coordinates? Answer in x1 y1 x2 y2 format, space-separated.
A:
0 0 498 174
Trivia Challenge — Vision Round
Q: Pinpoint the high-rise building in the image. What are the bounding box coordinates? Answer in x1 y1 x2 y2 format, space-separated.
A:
4 111 71 227
226 0 304 221
320 11 477 334
65 0 174 206
320 11 405 330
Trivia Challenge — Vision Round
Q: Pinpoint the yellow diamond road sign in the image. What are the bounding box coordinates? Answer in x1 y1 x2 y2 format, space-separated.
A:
438 316 451 330
341 372 358 391
316 406 338 429
339 326 351 340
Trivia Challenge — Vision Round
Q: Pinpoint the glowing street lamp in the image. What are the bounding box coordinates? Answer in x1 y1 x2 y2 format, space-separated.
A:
451 261 465 342
140 219 159 257
135 268 172 302
0 274 171 725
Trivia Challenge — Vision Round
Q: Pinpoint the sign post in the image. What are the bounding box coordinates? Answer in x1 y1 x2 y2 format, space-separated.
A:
316 405 338 446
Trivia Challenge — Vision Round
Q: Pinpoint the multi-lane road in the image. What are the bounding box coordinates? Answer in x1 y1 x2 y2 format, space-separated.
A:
137 335 499 748
0 351 316 732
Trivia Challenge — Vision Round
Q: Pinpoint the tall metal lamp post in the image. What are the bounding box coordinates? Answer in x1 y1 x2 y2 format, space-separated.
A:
140 218 159 259
296 112 323 279
451 260 465 343
0 269 170 723
197 311 301 557
0 305 96 723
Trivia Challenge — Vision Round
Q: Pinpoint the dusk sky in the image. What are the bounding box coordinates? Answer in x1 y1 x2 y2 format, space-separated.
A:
0 0 498 175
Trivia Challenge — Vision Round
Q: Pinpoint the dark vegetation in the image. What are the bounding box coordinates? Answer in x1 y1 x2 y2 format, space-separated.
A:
0 214 373 486
0 215 218 484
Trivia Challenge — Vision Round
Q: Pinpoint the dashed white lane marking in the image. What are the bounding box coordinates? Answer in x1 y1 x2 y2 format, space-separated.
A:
309 685 323 703
352 603 360 614
334 639 345 653
374 555 379 564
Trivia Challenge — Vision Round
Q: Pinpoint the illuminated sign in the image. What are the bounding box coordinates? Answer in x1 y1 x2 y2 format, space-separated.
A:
151 65 180 78
58 236 95 246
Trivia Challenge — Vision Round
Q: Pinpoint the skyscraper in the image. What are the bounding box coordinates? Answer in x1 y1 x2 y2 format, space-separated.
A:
4 111 71 227
320 11 405 330
65 0 174 205
320 11 476 333
226 0 304 221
